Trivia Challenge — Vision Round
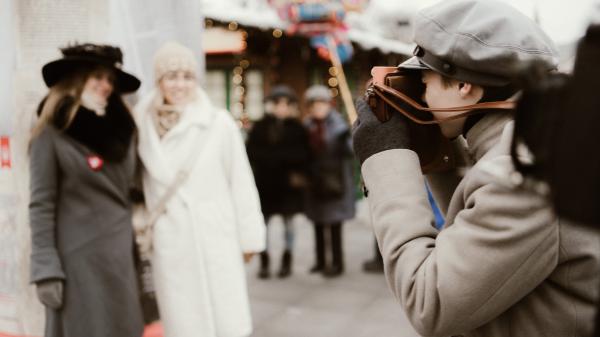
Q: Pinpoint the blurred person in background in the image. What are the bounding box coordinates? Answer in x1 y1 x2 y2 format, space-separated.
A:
246 85 312 279
29 43 144 337
134 41 265 337
304 84 356 278
351 0 600 336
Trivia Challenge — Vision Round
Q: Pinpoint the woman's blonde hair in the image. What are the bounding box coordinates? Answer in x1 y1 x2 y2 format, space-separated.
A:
31 65 114 137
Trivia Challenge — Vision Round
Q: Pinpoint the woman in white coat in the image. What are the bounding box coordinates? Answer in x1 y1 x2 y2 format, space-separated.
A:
134 41 266 337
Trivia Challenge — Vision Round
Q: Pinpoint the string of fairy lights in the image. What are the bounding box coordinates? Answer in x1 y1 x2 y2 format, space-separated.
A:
206 18 251 121
205 17 341 123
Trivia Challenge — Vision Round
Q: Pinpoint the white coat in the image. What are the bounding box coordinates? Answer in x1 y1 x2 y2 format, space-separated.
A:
134 88 266 337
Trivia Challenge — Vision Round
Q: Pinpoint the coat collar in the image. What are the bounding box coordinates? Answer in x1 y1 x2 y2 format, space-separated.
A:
134 87 217 185
180 88 216 128
134 87 216 128
465 111 513 162
158 88 216 142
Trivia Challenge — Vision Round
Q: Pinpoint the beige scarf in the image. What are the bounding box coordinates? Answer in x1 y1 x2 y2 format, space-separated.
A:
152 106 181 138
151 91 199 138
150 93 183 138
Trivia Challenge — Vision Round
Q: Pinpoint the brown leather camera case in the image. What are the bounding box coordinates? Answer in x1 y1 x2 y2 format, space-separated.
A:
368 67 455 173
367 66 515 173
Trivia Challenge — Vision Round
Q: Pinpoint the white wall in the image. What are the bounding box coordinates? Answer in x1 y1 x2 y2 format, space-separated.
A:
0 1 205 335
110 0 205 96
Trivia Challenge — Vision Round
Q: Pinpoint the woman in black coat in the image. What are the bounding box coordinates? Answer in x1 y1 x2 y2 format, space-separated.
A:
29 43 144 337
246 85 312 278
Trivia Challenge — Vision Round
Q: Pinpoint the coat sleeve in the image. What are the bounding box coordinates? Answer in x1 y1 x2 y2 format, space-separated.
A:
338 130 354 158
222 115 266 253
361 149 558 336
29 127 66 283
245 121 270 166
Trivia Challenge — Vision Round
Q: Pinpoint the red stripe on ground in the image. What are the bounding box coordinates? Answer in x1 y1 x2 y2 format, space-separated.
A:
1 322 162 337
0 333 39 337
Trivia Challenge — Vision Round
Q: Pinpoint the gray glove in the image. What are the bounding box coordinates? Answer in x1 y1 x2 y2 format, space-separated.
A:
36 279 63 309
352 97 410 164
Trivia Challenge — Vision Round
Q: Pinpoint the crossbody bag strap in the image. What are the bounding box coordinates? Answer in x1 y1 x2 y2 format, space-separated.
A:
145 127 207 227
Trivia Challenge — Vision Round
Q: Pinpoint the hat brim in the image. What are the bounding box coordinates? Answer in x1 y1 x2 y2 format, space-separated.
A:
398 56 430 71
264 93 298 103
42 58 141 93
264 95 298 103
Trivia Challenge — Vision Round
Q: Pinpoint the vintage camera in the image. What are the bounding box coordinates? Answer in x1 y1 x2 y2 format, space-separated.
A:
367 66 453 173
366 66 514 173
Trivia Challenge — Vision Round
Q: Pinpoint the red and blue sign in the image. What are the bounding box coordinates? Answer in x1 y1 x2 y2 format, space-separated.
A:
273 1 354 63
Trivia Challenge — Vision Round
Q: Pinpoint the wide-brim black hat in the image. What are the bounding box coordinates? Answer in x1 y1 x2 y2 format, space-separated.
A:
42 43 141 93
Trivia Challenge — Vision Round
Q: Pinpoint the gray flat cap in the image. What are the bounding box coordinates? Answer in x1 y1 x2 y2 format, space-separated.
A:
399 0 559 86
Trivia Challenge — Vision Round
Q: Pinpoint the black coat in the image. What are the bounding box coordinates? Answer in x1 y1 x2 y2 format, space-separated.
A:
246 115 311 217
29 97 143 337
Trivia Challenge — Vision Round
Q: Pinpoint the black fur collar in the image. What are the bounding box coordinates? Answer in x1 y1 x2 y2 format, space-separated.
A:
49 96 136 162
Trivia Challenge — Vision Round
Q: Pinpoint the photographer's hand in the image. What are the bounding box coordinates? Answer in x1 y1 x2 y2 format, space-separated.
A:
352 97 410 164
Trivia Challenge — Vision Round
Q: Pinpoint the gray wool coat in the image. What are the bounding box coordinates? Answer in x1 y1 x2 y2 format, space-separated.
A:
29 124 143 337
362 112 600 337
304 110 356 224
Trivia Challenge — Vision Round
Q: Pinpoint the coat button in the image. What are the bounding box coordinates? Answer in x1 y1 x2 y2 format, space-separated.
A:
442 62 455 74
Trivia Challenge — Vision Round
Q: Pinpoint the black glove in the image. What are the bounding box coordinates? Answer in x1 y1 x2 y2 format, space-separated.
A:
36 279 63 309
351 97 410 164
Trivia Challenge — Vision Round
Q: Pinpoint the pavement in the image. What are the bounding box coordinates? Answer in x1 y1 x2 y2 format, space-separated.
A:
245 201 421 337
143 200 422 337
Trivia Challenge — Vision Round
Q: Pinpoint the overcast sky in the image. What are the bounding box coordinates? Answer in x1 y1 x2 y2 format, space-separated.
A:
510 0 598 45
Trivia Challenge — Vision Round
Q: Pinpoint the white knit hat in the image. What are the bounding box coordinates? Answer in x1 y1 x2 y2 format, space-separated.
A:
304 85 332 103
153 41 198 82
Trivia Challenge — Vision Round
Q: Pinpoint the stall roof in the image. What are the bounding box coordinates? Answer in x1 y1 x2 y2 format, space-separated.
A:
201 0 415 55
201 0 600 62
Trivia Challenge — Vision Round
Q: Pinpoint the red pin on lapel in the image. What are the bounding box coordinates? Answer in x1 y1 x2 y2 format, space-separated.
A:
87 155 104 171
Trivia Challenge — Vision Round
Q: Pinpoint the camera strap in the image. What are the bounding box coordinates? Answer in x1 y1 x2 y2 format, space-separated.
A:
371 83 516 124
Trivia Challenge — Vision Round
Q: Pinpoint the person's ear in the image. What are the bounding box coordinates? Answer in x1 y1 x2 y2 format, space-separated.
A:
457 82 484 102
458 82 472 97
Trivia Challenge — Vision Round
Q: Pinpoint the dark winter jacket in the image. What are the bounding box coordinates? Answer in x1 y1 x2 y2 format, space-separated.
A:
304 110 356 224
246 114 311 217
29 96 143 337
